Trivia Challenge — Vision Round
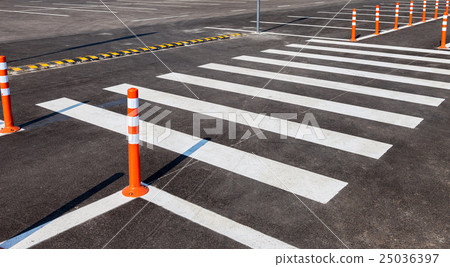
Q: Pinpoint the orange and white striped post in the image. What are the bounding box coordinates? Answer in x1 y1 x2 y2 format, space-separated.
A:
375 5 380 35
350 9 357 41
435 0 440 19
446 0 449 14
423 0 427 21
0 56 20 134
122 87 149 198
439 12 448 49
409 1 414 26
394 3 400 29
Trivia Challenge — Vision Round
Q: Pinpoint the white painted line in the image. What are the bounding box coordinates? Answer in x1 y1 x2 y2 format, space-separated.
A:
0 8 69 17
203 27 350 41
357 17 443 40
318 11 424 18
15 5 118 13
132 14 188 22
306 39 450 55
232 9 247 12
159 72 422 129
6 191 133 249
235 55 450 91
38 98 347 204
278 5 291 8
141 186 297 249
105 84 391 159
288 43 450 65
342 8 427 13
263 48 450 77
286 15 406 24
55 3 158 11
251 20 374 31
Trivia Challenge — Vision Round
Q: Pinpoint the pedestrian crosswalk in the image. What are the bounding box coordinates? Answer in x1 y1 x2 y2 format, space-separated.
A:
33 39 449 248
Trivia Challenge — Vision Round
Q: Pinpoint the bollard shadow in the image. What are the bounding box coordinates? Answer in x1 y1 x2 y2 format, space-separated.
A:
9 32 157 64
21 101 89 130
261 17 309 32
143 138 210 185
1 172 123 249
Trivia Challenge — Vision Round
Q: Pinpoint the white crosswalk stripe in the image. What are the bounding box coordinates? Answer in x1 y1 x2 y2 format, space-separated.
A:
141 187 297 249
105 83 392 159
37 98 348 204
197 64 424 128
262 48 450 77
306 39 450 55
233 55 450 90
158 72 425 129
287 44 450 65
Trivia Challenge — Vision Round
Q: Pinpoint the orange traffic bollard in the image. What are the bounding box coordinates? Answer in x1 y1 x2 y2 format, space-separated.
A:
122 87 149 198
375 5 380 35
423 0 427 21
446 0 449 14
0 56 20 134
439 12 448 49
435 0 440 19
350 9 357 41
394 3 400 29
409 1 414 26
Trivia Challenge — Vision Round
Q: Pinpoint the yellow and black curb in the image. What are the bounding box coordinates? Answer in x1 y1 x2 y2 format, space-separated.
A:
8 33 243 75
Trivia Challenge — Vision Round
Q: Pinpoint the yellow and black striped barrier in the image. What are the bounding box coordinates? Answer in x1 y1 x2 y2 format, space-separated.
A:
8 33 243 75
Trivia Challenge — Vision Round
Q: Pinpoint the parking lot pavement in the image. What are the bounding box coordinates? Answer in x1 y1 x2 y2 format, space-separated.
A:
0 0 449 249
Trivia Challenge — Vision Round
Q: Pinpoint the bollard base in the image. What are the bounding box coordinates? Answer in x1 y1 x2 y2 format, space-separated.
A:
374 32 380 35
438 45 449 49
122 184 149 198
350 38 357 42
0 125 21 134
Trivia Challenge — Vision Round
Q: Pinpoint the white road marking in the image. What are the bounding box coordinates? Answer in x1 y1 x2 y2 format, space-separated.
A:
286 15 406 24
203 27 350 41
232 9 247 12
263 48 450 78
234 55 450 90
37 98 347 204
306 39 450 55
357 17 443 40
7 191 133 249
159 72 422 128
251 20 374 31
57 3 158 11
0 8 69 17
132 14 189 22
318 11 425 18
105 84 392 159
342 8 427 13
14 5 118 13
278 5 291 8
141 186 297 249
288 43 450 65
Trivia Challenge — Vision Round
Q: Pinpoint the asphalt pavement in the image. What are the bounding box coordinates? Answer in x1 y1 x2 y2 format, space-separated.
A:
0 0 449 249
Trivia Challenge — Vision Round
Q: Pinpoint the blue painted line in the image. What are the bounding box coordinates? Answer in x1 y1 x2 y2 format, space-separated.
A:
0 223 49 249
182 138 209 157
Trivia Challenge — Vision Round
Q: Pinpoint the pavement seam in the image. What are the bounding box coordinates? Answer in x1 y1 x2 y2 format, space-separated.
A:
7 33 244 76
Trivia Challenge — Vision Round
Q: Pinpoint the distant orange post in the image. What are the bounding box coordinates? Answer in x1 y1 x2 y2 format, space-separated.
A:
423 0 427 21
439 12 448 49
375 5 380 35
409 1 414 26
350 9 357 41
122 88 149 198
446 0 449 14
435 0 440 19
394 3 400 29
0 56 20 134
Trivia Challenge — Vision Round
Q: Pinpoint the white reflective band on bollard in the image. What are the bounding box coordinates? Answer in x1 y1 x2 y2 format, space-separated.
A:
0 76 8 83
127 98 139 109
1 88 10 96
128 134 140 144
